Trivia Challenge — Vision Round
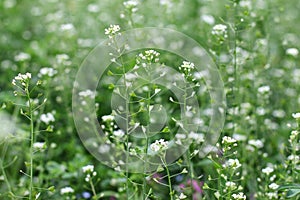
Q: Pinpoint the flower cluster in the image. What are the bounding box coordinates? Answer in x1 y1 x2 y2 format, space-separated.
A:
221 136 237 152
232 192 246 199
82 164 97 182
40 112 55 124
212 24 228 41
150 139 168 152
178 61 195 80
104 24 121 37
33 142 46 151
38 67 57 77
12 72 32 96
136 49 160 66
60 186 74 195
292 112 300 120
223 158 242 170
123 0 138 13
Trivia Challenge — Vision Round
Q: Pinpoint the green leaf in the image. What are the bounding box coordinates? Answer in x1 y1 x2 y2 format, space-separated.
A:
286 189 300 198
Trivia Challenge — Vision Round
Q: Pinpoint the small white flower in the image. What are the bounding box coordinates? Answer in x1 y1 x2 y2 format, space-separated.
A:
269 183 279 190
232 192 246 200
105 24 121 36
222 136 237 144
56 54 69 64
78 89 95 98
102 115 114 122
223 159 241 170
286 48 299 57
123 0 138 12
266 192 278 199
60 186 74 195
150 139 168 152
113 129 125 137
87 4 99 13
248 139 264 149
262 166 274 175
40 113 55 124
212 24 227 36
180 61 195 70
201 14 215 25
38 67 57 77
33 142 46 150
14 52 31 62
188 132 204 143
225 181 236 189
292 112 300 120
178 193 187 199
82 165 94 173
258 85 270 94
60 23 75 31
137 50 160 64
287 154 299 162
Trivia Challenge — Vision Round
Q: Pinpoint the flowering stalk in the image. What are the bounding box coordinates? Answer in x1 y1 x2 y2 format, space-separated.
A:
12 73 35 199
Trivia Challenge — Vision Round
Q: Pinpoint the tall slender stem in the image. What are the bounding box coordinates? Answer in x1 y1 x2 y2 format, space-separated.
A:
162 156 173 200
27 87 34 200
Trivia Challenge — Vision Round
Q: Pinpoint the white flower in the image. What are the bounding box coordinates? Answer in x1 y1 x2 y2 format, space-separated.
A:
258 85 270 94
123 0 138 12
102 115 114 122
78 89 95 98
248 139 264 149
212 24 227 36
60 186 74 195
266 192 278 199
223 159 241 170
105 25 121 36
287 154 299 162
150 139 168 152
188 132 204 143
82 165 94 173
269 183 279 190
178 193 187 199
87 4 99 13
40 113 55 124
13 73 32 82
201 14 215 25
262 166 274 175
60 23 75 31
286 48 299 57
56 54 70 64
225 181 237 189
38 67 57 77
180 61 195 70
232 192 246 200
222 136 237 144
14 52 31 62
292 112 300 119
137 50 160 64
113 129 125 137
33 142 46 150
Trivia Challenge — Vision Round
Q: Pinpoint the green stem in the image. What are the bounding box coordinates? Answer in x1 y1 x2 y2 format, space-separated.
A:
162 156 173 200
112 36 130 200
27 87 34 200
143 89 151 199
0 143 13 195
90 179 97 199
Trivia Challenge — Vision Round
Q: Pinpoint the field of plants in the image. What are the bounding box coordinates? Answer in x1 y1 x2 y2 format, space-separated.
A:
1 0 300 199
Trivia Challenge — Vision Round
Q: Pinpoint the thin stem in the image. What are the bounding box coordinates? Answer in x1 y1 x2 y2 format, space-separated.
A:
143 89 151 199
0 143 13 195
90 179 97 198
27 85 34 200
112 36 130 200
161 156 173 200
